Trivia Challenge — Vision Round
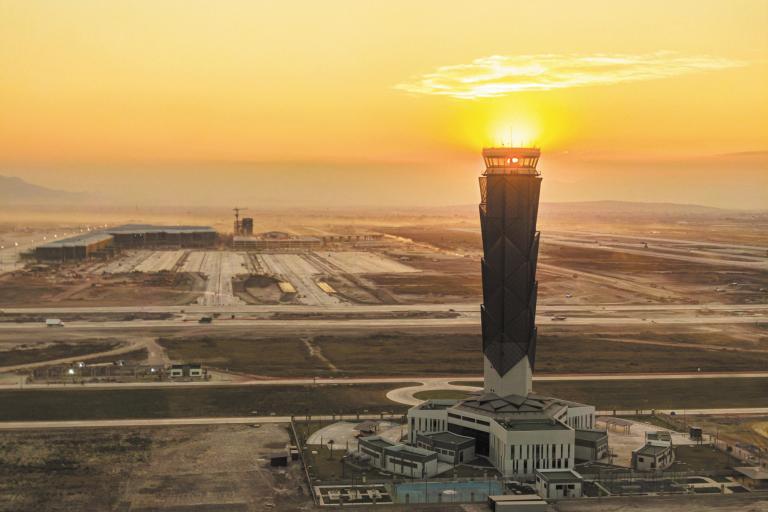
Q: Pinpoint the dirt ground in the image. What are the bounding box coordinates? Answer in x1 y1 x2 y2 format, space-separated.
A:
233 274 289 304
0 383 412 421
553 494 768 512
0 424 313 512
154 323 768 377
0 269 203 307
683 414 768 452
380 224 768 305
0 338 123 367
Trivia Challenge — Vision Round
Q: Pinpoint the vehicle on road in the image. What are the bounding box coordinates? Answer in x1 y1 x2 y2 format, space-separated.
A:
45 318 64 327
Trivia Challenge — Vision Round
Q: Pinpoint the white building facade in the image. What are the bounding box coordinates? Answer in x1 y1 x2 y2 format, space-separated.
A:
408 394 595 479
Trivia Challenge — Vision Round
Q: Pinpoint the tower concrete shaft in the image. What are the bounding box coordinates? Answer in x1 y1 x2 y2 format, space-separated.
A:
479 147 542 397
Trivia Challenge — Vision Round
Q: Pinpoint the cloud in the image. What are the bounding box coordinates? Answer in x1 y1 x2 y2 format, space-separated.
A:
395 52 745 99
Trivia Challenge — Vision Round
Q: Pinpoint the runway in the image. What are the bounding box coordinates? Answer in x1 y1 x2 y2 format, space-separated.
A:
1 407 767 431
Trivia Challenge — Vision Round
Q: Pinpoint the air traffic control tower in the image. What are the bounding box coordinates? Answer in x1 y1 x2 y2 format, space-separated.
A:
479 147 541 397
405 147 601 479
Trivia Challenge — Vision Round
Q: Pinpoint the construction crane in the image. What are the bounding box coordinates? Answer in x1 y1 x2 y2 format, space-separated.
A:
233 207 248 235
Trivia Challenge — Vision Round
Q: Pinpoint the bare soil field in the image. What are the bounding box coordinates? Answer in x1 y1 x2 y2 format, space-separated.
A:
158 335 330 376
0 424 310 512
557 494 768 512
0 339 122 367
379 223 768 305
540 245 768 305
681 415 768 452
0 383 411 421
0 270 203 307
154 324 768 377
0 312 173 323
232 274 289 304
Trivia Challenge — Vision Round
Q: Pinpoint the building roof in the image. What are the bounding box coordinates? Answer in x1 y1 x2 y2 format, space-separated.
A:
108 224 215 234
734 467 768 480
233 235 320 242
489 495 545 503
634 443 670 457
575 429 609 442
359 436 396 451
536 469 583 483
384 444 436 462
646 431 672 442
420 431 475 447
452 393 578 430
415 399 458 411
37 232 113 248
499 418 570 432
455 392 559 414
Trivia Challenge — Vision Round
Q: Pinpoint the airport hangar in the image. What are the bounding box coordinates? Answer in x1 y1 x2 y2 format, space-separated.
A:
403 147 606 481
34 224 217 261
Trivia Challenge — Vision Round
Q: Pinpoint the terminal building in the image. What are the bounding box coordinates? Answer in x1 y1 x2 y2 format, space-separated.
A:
232 231 322 251
35 224 216 261
33 232 114 261
404 147 606 480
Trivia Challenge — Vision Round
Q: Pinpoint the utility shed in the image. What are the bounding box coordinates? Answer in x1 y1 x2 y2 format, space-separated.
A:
488 494 548 511
632 443 674 471
574 429 609 462
535 469 583 499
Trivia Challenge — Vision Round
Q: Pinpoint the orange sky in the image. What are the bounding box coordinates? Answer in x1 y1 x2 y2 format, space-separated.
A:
1 0 766 208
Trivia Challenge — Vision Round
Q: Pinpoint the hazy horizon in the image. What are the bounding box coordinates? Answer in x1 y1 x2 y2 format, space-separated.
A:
3 149 767 210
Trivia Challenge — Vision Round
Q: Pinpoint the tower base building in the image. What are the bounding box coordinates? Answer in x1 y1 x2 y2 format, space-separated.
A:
407 394 595 479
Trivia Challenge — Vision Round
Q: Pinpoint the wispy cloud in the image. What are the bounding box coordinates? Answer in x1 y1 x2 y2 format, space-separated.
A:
395 52 745 99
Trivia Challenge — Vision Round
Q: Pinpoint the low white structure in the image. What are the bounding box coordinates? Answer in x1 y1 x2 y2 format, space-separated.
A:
535 468 583 499
632 443 674 471
632 430 674 470
575 429 609 462
357 436 439 478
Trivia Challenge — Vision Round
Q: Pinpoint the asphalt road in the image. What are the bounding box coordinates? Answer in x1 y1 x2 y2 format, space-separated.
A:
3 303 767 314
2 371 766 391
0 313 763 331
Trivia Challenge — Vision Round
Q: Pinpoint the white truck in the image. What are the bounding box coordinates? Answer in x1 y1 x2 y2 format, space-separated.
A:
45 318 64 328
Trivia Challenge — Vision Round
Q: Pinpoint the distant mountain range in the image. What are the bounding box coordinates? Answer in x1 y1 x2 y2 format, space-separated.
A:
0 175 87 204
420 200 758 217
540 200 727 215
